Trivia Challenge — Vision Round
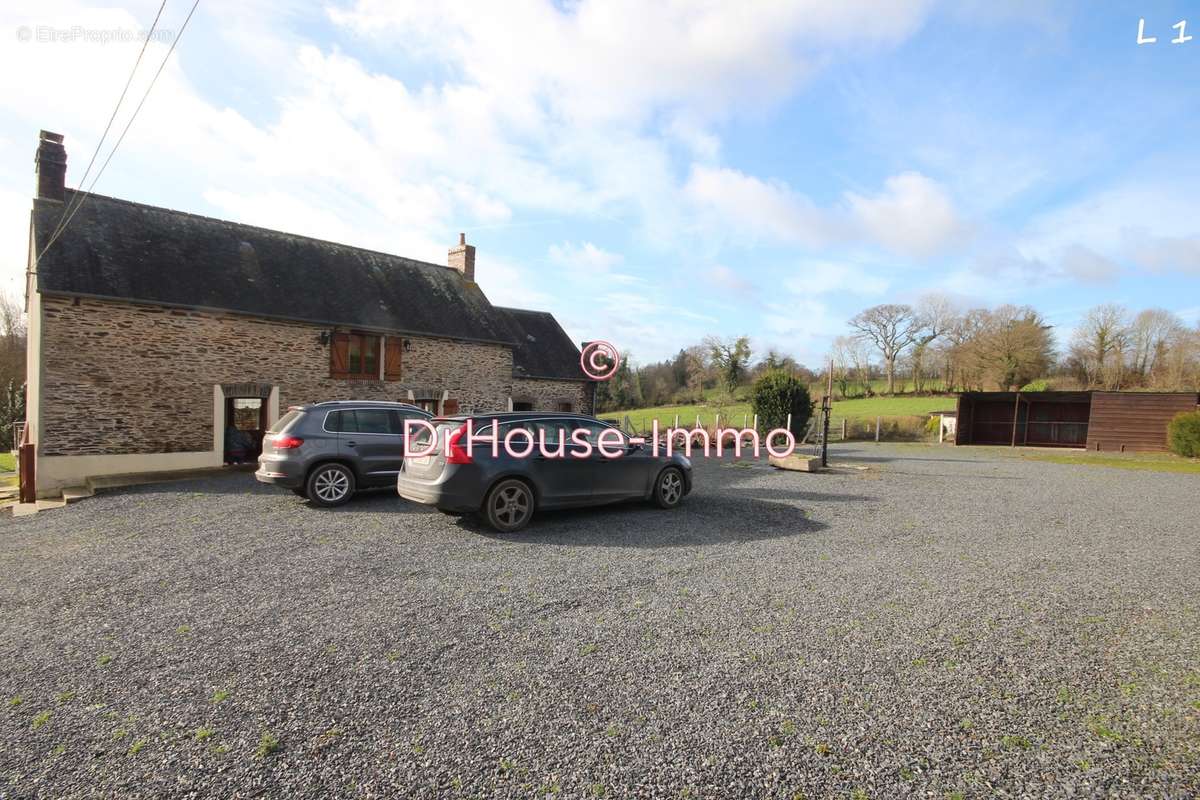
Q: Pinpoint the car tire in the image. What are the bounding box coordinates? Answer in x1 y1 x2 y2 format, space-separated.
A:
653 467 685 509
483 478 536 533
306 463 355 507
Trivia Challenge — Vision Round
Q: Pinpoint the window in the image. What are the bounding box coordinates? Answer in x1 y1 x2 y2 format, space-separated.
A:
513 401 534 411
326 409 405 434
331 333 381 379
268 409 301 434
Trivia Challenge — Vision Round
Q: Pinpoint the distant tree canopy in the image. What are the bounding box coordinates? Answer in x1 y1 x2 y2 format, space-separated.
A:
593 298 1200 415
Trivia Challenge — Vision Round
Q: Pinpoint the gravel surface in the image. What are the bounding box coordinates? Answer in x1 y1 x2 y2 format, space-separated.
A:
1 444 1198 798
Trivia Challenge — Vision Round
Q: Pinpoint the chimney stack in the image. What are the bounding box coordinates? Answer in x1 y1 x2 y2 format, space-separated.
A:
448 232 476 282
35 130 67 202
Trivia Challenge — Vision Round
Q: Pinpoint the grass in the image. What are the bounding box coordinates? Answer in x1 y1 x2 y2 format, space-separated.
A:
255 731 280 759
0 452 14 472
1019 451 1200 474
600 394 955 432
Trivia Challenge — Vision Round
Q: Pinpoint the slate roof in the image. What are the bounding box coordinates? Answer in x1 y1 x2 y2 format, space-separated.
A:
496 307 586 381
32 190 521 346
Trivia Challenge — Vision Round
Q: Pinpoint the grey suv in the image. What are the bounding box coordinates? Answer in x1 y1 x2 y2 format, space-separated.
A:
255 401 433 506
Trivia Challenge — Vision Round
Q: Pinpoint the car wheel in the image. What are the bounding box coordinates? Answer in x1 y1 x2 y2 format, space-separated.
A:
306 463 355 507
484 479 535 532
653 467 685 509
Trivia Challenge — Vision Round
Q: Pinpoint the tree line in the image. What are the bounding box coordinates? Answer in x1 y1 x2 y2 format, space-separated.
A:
596 297 1200 413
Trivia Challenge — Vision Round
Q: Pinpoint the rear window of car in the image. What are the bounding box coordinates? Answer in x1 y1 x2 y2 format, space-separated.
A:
268 410 301 434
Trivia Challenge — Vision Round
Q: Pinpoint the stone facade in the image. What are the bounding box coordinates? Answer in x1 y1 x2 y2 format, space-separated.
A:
37 295 586 457
512 377 592 413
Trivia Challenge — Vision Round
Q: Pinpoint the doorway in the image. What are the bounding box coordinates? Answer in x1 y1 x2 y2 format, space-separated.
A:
223 397 267 463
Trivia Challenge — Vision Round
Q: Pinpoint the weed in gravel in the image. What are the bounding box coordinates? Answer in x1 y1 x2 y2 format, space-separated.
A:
579 643 598 656
255 731 280 759
176 625 190 635
112 728 129 739
128 738 147 755
780 720 797 736
959 718 975 731
385 651 401 662
96 653 113 666
605 724 620 737
911 658 927 668
194 728 214 742
1087 717 1123 742
1001 734 1032 750
31 710 51 729
590 782 606 796
212 743 230 755
814 742 832 756
1056 686 1073 703
7 696 22 707
211 689 230 704
56 690 75 702
50 744 66 756
945 792 965 800
850 789 869 800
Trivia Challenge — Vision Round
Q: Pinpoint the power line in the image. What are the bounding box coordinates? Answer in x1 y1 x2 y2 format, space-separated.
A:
35 0 202 265
40 0 169 250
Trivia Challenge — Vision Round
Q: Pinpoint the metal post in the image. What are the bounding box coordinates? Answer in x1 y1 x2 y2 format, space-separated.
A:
875 416 881 443
821 358 833 466
1011 391 1020 448
841 419 847 440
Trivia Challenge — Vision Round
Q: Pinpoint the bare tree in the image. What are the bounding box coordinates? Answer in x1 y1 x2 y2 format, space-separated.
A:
705 336 752 394
910 293 958 393
849 304 923 394
1129 308 1184 383
1070 304 1131 389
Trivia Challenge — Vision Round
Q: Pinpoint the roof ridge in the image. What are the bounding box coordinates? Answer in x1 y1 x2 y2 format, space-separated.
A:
56 188 455 274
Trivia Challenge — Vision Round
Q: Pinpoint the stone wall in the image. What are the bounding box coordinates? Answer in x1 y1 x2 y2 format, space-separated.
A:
512 377 594 415
38 296 525 456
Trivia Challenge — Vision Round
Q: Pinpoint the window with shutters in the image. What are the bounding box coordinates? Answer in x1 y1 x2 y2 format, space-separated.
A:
330 332 381 379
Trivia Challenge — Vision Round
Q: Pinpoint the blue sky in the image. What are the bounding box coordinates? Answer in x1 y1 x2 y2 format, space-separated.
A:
2 1 1198 364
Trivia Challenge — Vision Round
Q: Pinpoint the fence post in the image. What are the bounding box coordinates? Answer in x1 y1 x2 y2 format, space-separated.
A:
875 416 881 443
841 419 847 440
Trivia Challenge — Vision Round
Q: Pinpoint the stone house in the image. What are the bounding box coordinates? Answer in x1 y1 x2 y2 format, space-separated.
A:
24 131 592 496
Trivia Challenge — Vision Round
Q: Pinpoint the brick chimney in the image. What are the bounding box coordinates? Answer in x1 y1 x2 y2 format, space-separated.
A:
35 130 67 202
448 232 475 282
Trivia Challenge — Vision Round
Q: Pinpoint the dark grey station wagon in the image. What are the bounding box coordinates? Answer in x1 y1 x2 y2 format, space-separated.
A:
397 412 693 532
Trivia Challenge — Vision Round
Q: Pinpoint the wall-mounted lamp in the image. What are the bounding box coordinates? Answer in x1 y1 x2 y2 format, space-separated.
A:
403 338 413 352
318 330 332 345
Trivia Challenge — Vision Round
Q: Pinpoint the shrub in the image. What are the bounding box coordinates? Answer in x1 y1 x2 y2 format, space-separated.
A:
1020 378 1052 392
1168 411 1200 458
924 416 941 437
751 371 812 438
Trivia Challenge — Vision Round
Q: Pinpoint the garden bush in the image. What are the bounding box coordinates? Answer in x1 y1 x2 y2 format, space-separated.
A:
1168 411 1200 458
751 371 812 438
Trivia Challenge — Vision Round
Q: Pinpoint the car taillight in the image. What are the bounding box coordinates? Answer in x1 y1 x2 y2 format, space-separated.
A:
445 424 473 464
272 435 304 449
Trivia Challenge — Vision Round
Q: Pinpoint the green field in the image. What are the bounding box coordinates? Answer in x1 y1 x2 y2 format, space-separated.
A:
600 394 956 431
0 452 14 473
1018 451 1200 474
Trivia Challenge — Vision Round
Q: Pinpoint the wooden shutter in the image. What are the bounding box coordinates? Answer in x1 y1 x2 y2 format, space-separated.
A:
442 398 460 416
384 336 403 381
330 333 350 377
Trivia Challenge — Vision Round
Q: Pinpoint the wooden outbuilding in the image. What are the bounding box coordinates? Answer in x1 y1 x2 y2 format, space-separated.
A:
954 391 1199 452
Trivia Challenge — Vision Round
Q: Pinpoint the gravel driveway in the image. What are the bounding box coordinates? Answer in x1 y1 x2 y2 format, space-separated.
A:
1 444 1198 798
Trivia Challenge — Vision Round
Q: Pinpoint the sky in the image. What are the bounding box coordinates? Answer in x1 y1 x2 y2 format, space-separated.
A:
1 1 1198 365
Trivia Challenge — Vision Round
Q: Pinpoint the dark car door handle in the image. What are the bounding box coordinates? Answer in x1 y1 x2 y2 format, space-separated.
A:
345 441 357 448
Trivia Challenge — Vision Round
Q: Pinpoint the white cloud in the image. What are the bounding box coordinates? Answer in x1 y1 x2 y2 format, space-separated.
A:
845 172 968 258
704 265 755 295
785 261 889 296
548 241 623 273
1059 244 1119 284
684 165 835 247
